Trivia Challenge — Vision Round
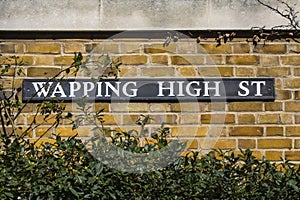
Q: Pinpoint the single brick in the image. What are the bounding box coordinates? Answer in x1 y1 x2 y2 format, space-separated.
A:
285 102 300 112
171 126 207 137
27 67 61 77
293 67 300 76
0 56 34 65
226 55 259 65
119 66 138 77
54 56 75 65
120 43 142 54
266 127 283 136
261 55 280 66
257 44 286 54
121 55 148 65
199 139 236 149
102 115 121 125
281 56 300 65
149 103 170 112
177 66 197 77
236 67 256 77
232 43 251 53
171 55 205 65
280 114 293 124
170 102 207 113
64 43 85 53
265 151 283 161
238 139 256 149
265 102 283 111
55 127 91 137
284 78 300 88
276 90 292 100
294 139 300 148
295 91 300 100
181 114 200 124
228 102 263 112
257 114 280 124
177 43 196 54
207 102 226 111
86 43 119 53
229 126 263 136
35 127 53 137
286 126 300 136
35 55 54 65
206 55 224 65
238 114 255 124
150 114 178 125
144 43 176 53
15 44 25 53
295 115 300 124
258 139 292 149
0 44 15 53
198 66 233 77
198 43 231 54
28 114 58 125
26 43 61 54
285 151 300 161
30 139 56 147
201 114 235 124
151 55 168 65
257 67 290 77
110 103 148 112
141 67 175 77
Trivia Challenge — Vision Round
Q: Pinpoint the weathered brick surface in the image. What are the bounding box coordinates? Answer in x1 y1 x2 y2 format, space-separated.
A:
2 39 300 161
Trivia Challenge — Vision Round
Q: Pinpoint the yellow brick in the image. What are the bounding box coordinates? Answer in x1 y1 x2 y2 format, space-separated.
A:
276 90 292 100
177 66 196 77
149 103 170 112
226 55 259 65
144 43 176 54
0 43 15 53
122 114 140 125
229 126 263 136
26 43 61 54
257 67 290 77
180 114 199 124
238 139 256 149
94 103 109 112
119 65 138 77
236 67 256 77
30 138 56 148
281 56 300 65
121 55 148 65
35 127 53 137
141 67 175 77
258 139 292 149
257 114 279 124
171 55 205 65
0 56 34 65
120 43 142 53
265 102 283 111
286 126 300 136
28 114 58 125
206 55 224 65
110 103 148 112
207 102 226 111
238 114 255 124
86 43 119 54
35 55 54 65
55 127 91 137
198 43 231 54
232 43 251 53
265 151 283 161
257 44 286 54
64 43 85 53
198 66 233 77
54 56 75 65
201 114 235 124
0 78 22 89
102 115 121 125
294 139 300 148
266 127 283 136
261 56 280 66
150 114 178 125
285 151 300 161
177 43 196 54
199 138 236 149
27 67 61 77
285 102 300 112
15 44 24 53
0 66 24 76
171 126 207 137
228 102 263 111
184 139 198 149
284 78 300 88
170 103 206 112
151 55 168 65
280 114 293 124
293 67 300 76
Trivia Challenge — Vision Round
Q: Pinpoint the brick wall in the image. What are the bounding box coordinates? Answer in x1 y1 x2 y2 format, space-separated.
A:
1 36 300 162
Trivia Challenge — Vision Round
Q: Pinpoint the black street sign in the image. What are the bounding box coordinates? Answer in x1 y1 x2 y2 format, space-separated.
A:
22 78 275 102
